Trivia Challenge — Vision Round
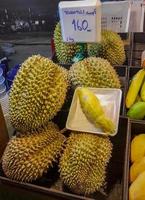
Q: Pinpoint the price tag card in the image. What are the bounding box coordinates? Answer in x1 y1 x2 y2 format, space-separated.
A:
59 0 101 43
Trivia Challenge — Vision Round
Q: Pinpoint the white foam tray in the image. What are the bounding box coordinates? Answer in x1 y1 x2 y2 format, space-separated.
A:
66 87 122 136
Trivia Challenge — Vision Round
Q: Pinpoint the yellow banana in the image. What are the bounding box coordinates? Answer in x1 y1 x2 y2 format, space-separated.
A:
135 95 142 103
141 80 145 101
126 69 145 109
77 87 115 134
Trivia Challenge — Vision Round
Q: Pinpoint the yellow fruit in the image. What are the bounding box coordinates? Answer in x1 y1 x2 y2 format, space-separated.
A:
131 134 145 163
129 171 145 200
126 69 145 109
130 157 145 183
77 87 115 134
135 95 142 103
141 81 145 101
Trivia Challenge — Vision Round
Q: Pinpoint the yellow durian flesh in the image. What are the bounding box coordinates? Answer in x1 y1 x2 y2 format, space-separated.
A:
131 134 145 163
129 171 145 200
77 87 115 134
130 157 145 183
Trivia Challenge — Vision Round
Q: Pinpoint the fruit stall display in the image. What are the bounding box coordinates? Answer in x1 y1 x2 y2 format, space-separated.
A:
0 26 145 200
0 54 128 200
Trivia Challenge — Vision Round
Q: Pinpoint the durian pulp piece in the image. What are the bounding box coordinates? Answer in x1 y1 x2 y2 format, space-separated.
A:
59 132 112 195
9 55 68 132
130 157 145 183
69 57 121 89
129 170 145 200
77 87 115 134
131 134 145 163
2 122 66 182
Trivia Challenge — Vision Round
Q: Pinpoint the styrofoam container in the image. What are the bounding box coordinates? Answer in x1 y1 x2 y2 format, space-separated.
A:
0 76 5 91
0 93 14 138
0 68 3 77
66 87 122 136
0 85 6 99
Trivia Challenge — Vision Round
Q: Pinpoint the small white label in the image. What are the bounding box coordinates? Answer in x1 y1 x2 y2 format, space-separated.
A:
59 0 101 43
102 1 131 33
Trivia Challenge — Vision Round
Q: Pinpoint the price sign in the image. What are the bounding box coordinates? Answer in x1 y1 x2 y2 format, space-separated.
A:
59 0 101 43
102 1 131 33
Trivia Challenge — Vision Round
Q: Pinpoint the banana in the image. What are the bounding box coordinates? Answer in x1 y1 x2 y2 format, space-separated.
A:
127 101 145 120
141 81 145 101
77 87 115 135
126 69 145 109
135 95 142 103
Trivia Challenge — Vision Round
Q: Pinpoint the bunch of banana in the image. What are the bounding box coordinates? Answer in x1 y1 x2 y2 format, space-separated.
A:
77 87 115 135
126 69 145 120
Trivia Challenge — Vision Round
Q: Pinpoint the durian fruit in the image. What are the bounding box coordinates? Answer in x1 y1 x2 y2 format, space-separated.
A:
2 122 65 182
59 132 112 195
69 57 121 88
87 30 126 65
54 22 84 64
77 88 115 134
9 55 68 132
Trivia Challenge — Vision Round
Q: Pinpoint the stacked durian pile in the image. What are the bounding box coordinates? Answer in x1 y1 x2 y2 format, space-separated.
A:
1 53 121 196
2 55 68 182
54 22 126 65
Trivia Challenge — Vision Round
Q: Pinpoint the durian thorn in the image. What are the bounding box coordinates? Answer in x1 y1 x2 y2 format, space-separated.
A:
60 128 67 134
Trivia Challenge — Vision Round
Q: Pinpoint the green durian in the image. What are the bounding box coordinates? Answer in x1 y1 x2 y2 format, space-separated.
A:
69 57 121 88
59 132 112 195
9 55 68 132
2 122 65 182
87 30 126 65
54 22 84 64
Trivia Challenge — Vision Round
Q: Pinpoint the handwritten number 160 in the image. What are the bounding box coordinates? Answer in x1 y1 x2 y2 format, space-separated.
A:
72 19 89 31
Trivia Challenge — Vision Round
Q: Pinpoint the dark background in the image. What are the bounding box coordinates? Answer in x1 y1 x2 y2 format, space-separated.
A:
0 0 61 34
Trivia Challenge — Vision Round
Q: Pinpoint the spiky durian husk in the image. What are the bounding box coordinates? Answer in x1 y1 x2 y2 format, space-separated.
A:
69 57 121 88
9 55 68 132
2 122 66 182
87 42 103 57
87 30 126 65
54 22 83 64
59 132 112 195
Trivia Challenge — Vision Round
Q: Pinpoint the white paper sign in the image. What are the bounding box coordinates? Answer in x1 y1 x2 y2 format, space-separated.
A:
102 1 131 33
59 0 101 43
129 0 144 32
